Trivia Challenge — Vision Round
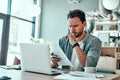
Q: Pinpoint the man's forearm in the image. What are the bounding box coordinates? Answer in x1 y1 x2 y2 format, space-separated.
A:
74 46 86 67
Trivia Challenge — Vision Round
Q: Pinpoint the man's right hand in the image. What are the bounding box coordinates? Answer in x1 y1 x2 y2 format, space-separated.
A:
51 53 61 68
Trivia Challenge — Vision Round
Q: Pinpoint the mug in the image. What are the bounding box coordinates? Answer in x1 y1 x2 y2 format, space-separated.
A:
84 67 95 73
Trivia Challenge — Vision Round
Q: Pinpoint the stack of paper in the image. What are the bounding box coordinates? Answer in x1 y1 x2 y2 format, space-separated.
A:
54 71 104 80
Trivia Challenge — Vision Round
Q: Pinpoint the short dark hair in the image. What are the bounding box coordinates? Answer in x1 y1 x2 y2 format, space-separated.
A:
67 9 86 23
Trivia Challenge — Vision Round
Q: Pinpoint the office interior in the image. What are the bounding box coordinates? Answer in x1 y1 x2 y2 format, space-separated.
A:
1 0 120 79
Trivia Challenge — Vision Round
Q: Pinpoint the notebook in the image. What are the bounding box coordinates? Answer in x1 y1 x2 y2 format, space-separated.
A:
20 43 61 75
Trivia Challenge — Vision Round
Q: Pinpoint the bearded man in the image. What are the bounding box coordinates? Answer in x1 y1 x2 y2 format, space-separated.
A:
51 9 102 71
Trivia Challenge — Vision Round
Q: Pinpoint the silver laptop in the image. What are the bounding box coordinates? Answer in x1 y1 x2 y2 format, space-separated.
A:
20 43 61 75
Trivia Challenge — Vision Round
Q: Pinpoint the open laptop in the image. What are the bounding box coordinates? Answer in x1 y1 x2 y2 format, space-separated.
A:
20 43 61 75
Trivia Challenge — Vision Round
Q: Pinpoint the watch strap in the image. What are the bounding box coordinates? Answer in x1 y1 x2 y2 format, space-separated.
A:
72 42 79 48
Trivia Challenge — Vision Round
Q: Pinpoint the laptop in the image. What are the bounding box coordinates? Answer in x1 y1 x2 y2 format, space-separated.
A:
20 43 61 75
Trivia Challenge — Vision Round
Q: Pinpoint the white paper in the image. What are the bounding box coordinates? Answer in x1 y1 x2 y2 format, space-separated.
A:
49 42 73 67
69 71 104 78
54 73 100 80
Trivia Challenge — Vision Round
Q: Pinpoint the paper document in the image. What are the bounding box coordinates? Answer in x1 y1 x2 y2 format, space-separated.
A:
54 73 100 80
49 43 73 67
69 71 104 78
54 71 104 80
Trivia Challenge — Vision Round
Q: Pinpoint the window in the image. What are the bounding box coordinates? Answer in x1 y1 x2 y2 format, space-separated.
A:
7 16 34 65
0 0 41 65
6 0 41 65
0 0 8 14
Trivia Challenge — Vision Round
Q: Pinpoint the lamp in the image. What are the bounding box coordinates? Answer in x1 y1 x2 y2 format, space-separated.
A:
102 0 119 10
101 0 120 20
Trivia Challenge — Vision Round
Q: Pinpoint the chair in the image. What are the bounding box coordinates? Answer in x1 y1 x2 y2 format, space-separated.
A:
96 56 116 74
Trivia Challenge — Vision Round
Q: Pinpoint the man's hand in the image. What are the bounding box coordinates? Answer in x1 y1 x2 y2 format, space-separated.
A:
51 53 61 68
68 34 77 45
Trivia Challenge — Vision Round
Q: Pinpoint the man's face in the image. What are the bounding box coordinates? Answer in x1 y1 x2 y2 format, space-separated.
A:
68 17 86 38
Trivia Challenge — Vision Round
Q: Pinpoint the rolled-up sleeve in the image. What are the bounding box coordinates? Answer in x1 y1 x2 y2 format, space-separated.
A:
85 38 102 67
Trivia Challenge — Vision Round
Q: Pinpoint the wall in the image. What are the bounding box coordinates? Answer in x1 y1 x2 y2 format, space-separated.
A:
40 0 99 42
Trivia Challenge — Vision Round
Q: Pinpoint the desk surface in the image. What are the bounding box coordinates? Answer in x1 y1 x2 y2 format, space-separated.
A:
0 68 120 80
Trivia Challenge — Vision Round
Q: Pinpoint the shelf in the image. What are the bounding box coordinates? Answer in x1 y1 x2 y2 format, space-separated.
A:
93 30 119 33
94 20 120 33
95 20 120 24
101 47 116 57
94 20 120 73
117 58 120 60
102 46 118 48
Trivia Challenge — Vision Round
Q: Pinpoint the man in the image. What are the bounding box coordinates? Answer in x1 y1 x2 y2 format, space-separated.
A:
51 9 101 71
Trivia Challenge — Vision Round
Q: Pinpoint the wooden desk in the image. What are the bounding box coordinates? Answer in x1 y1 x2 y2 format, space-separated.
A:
0 68 120 80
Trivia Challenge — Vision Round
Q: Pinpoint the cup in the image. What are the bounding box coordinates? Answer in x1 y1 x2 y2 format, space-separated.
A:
84 67 95 73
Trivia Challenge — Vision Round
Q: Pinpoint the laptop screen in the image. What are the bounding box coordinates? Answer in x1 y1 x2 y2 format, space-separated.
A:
20 43 52 74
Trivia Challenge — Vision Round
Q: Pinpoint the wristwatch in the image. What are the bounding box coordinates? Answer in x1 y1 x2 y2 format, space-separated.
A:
72 42 79 48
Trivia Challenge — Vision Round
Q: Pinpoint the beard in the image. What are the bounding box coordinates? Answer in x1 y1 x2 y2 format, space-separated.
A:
73 31 83 38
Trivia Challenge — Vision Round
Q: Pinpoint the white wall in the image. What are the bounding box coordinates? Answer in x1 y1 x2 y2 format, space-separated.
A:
40 0 99 42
